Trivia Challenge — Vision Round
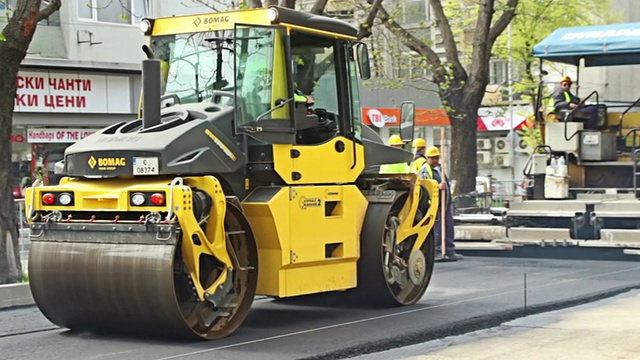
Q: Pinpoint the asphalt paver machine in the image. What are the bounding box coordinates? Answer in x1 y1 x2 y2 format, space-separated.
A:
503 23 640 254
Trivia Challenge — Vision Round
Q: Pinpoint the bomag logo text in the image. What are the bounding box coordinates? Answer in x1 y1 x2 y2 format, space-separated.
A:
98 158 126 166
89 156 127 170
194 15 230 27
203 15 229 25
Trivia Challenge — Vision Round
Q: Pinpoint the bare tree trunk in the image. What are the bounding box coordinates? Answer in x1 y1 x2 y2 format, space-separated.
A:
0 0 62 284
449 110 479 197
440 87 479 197
279 0 296 9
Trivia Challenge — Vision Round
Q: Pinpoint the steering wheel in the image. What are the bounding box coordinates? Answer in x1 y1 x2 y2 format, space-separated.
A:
313 108 338 130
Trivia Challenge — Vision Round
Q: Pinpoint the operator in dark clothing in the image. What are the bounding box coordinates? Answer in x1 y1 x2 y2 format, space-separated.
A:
553 76 598 129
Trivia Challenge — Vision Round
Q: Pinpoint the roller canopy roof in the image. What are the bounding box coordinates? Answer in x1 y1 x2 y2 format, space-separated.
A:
533 22 640 67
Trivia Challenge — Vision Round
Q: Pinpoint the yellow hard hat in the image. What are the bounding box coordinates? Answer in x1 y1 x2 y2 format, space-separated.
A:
388 134 403 146
560 75 572 84
412 138 426 148
426 146 441 157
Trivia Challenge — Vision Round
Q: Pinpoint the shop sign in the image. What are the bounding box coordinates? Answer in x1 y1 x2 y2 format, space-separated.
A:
362 107 400 128
28 128 101 143
14 71 133 114
362 107 450 127
477 106 528 131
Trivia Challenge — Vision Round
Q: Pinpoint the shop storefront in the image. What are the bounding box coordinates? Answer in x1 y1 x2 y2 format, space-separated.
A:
10 68 139 196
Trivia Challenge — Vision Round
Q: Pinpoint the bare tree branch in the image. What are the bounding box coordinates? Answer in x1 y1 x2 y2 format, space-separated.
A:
309 0 328 14
279 0 296 8
37 0 61 20
428 0 465 79
377 6 442 74
468 0 494 85
357 0 383 40
488 0 518 46
186 0 217 11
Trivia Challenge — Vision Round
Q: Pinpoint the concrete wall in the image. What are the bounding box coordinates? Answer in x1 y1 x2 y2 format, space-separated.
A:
23 5 145 66
150 1 223 17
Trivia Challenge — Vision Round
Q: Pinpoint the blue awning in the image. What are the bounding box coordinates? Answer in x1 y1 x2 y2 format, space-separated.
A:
532 23 640 67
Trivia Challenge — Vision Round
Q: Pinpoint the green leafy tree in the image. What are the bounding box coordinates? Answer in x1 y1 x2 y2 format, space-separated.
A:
0 0 61 284
492 0 616 112
364 0 518 196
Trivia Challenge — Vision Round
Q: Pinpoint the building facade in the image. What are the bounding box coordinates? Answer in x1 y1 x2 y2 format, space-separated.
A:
5 0 149 190
6 0 223 192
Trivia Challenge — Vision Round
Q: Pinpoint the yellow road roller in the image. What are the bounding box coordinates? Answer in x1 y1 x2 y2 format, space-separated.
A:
24 6 439 339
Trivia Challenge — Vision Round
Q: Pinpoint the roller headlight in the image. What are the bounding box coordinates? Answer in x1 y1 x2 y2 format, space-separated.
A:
58 193 73 206
139 19 154 35
267 8 279 23
131 192 146 206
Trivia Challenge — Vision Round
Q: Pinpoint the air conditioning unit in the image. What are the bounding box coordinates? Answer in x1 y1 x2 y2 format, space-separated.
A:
477 138 492 150
493 154 513 167
477 151 492 165
494 137 511 153
515 138 530 153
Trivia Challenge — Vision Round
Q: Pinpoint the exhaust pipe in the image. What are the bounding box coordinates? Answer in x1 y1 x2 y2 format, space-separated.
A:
141 45 161 129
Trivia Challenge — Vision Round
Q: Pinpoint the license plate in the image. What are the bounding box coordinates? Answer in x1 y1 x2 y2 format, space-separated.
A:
132 157 159 175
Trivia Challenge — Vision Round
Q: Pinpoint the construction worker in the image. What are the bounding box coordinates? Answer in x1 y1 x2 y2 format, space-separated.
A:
379 135 409 174
419 146 463 262
410 138 427 174
294 89 314 106
553 75 598 129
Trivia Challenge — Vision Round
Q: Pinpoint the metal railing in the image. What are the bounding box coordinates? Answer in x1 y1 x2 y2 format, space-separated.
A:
616 96 640 138
14 198 30 273
453 178 525 215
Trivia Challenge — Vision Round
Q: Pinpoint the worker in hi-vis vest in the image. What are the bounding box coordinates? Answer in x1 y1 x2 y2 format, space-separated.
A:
553 75 598 129
419 146 463 262
379 135 409 174
409 138 427 174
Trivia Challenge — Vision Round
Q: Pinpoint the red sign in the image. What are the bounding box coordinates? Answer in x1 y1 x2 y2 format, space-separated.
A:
362 107 400 127
476 116 526 131
11 134 26 143
415 109 450 126
362 107 450 127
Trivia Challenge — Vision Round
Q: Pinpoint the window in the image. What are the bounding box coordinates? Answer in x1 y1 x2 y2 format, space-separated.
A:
347 43 362 140
78 0 148 24
489 59 508 85
152 30 237 105
236 27 277 123
291 40 339 115
397 56 431 80
400 0 427 25
2 0 60 26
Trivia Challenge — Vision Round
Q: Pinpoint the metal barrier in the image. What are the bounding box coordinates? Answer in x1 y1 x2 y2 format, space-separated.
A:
491 179 525 206
14 199 29 273
453 178 525 215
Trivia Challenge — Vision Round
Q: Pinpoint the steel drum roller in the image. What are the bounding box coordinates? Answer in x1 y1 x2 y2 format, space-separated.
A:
28 200 257 340
29 232 195 336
